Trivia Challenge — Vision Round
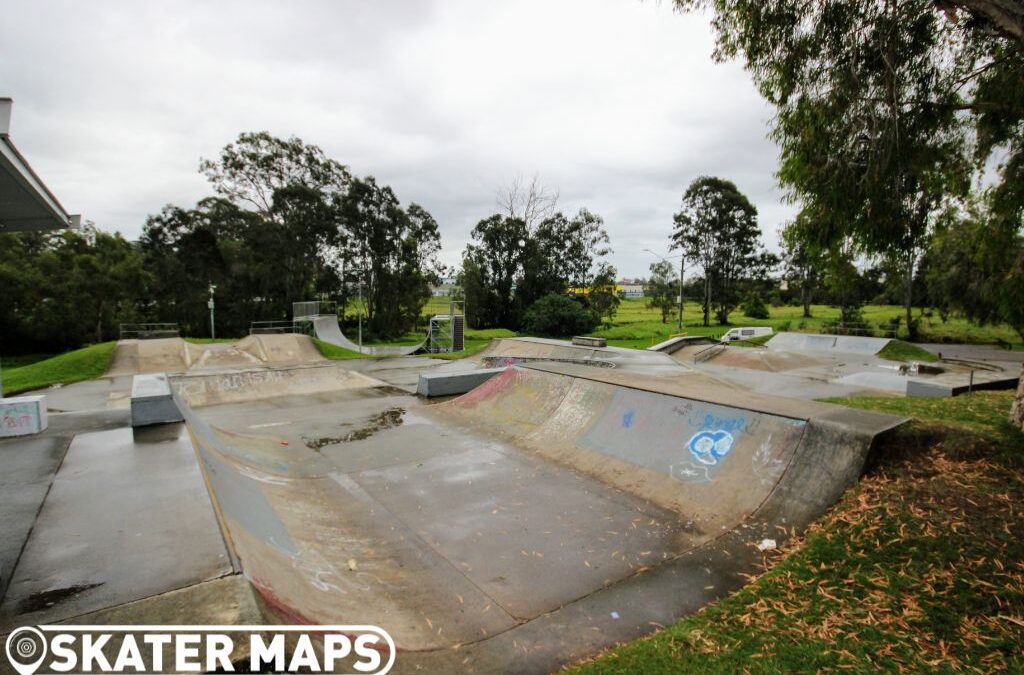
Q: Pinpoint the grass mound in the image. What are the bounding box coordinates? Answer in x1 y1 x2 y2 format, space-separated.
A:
878 339 940 363
2 342 117 395
572 391 1024 673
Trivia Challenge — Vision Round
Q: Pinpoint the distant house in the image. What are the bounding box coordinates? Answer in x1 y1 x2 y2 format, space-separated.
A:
567 279 645 298
617 279 645 298
431 276 459 297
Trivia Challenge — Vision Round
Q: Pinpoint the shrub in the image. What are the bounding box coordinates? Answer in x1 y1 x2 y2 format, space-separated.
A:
522 293 600 338
741 293 770 319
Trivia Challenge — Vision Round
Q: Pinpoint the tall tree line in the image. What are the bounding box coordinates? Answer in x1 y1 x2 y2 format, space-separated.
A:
0 132 443 352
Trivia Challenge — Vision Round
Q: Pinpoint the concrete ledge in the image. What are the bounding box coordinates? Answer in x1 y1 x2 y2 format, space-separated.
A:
572 336 607 348
907 376 1019 398
417 368 507 397
0 395 47 437
131 373 183 427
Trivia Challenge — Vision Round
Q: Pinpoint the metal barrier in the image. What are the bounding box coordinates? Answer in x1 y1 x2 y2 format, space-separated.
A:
119 323 180 340
292 301 337 320
249 320 302 335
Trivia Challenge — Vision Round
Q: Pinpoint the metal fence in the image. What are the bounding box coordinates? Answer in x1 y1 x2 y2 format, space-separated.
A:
249 320 304 335
292 301 337 320
119 323 180 340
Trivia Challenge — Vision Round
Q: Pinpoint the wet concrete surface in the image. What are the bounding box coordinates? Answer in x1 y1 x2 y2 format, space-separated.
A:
193 385 695 643
0 423 232 628
0 435 70 601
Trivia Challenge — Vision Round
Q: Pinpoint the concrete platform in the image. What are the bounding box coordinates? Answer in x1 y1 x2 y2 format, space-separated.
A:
130 373 183 427
0 424 232 628
416 367 505 396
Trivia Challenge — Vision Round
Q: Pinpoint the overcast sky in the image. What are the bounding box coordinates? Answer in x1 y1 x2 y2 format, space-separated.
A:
2 0 795 278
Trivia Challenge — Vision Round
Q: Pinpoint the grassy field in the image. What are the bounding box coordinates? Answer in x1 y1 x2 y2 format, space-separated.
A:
1 342 117 395
584 298 1022 350
571 391 1024 673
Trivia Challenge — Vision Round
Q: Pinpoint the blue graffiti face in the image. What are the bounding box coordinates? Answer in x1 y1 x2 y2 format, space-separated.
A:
687 430 735 466
622 410 635 428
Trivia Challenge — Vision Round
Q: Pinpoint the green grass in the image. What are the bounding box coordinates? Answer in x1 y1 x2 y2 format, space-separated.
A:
533 297 1024 350
310 338 376 360
877 339 940 363
571 391 1024 673
1 342 117 395
0 353 54 369
184 337 241 344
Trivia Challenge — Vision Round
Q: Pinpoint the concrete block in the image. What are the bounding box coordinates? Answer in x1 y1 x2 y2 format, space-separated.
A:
572 336 607 348
131 373 183 427
417 368 506 397
0 395 48 437
906 381 954 398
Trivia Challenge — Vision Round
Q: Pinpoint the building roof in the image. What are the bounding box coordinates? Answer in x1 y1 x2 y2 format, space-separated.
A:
0 98 78 233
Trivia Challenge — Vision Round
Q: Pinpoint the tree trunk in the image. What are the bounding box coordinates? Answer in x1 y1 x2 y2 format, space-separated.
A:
802 276 812 318
703 277 711 327
905 253 914 338
1012 364 1024 431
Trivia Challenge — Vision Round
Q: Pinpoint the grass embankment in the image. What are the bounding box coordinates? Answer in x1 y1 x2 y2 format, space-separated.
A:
1 342 117 395
878 339 940 363
572 391 1024 673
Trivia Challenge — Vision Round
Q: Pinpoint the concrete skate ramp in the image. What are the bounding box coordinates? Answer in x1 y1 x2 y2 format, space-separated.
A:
105 335 326 375
475 336 683 371
312 315 425 356
672 345 827 372
767 331 892 355
172 363 380 407
173 361 903 659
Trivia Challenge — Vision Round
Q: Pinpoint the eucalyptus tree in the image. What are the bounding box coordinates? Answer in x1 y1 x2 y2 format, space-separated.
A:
672 176 764 326
672 0 1024 330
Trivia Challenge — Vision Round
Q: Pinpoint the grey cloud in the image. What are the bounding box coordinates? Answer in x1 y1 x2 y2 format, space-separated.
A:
1 0 794 277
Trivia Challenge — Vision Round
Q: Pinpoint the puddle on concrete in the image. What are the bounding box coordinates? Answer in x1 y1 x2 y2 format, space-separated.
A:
18 582 103 613
304 407 405 450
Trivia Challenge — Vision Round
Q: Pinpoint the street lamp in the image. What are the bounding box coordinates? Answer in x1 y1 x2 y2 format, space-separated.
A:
343 266 367 353
643 248 686 333
208 283 217 340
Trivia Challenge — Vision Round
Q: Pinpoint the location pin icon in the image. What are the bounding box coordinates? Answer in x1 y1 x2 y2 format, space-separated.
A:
5 627 47 675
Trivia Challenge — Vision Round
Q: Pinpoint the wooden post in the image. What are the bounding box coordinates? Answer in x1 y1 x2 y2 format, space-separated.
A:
1012 364 1024 431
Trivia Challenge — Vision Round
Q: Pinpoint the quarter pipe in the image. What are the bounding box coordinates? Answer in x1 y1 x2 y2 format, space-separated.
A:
311 315 426 356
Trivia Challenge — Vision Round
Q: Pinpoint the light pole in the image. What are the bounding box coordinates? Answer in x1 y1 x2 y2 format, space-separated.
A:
208 283 217 340
343 266 367 353
643 248 685 333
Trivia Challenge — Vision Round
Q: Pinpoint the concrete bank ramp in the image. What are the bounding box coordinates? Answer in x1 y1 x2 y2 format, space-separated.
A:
443 363 904 527
474 336 684 372
312 314 425 356
105 335 326 375
670 344 828 372
172 360 903 662
767 331 892 355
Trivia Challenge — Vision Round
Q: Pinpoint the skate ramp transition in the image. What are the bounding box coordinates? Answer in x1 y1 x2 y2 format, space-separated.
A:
170 359 904 663
105 334 325 375
767 331 892 355
312 314 425 356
